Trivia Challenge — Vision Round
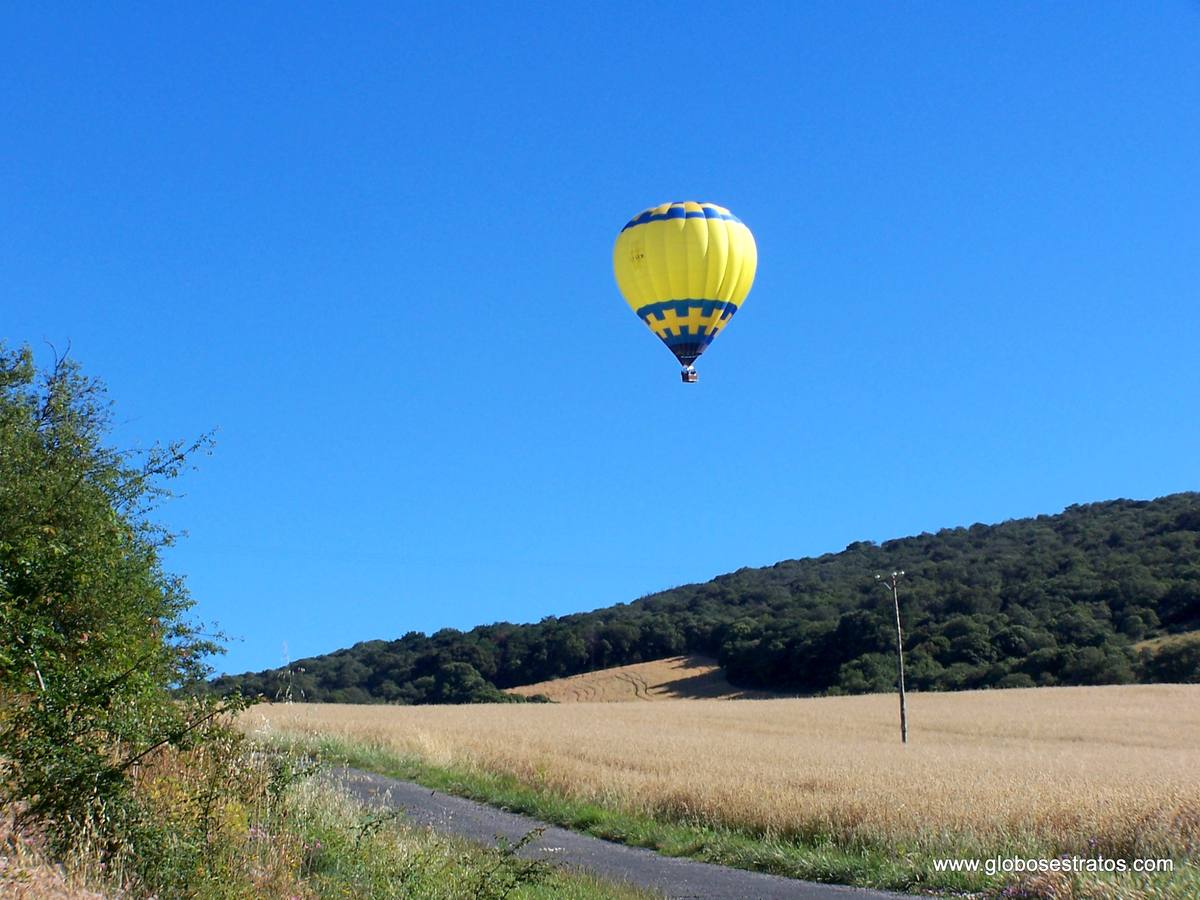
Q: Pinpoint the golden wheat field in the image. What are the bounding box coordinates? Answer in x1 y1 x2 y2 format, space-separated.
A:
507 655 775 702
244 684 1200 862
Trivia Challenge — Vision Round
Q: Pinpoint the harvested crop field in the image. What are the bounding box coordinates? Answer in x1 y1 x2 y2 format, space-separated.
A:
507 655 776 702
245 684 1200 866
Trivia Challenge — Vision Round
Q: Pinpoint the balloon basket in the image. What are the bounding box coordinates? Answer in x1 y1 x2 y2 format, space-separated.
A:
681 368 699 384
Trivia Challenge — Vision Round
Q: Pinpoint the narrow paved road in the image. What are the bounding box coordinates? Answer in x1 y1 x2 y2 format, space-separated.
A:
334 767 916 900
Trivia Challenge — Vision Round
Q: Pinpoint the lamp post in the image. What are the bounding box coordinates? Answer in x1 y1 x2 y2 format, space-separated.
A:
876 570 908 744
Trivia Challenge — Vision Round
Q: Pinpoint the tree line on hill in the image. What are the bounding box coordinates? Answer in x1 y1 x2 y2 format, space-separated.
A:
212 493 1200 703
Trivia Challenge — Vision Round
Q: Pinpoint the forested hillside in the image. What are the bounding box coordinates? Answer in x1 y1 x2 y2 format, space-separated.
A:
213 494 1200 703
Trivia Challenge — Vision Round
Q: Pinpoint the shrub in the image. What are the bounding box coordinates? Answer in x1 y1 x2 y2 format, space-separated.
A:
0 345 234 874
1139 635 1200 683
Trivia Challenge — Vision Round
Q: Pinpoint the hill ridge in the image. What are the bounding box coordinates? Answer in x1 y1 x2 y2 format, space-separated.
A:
212 492 1200 702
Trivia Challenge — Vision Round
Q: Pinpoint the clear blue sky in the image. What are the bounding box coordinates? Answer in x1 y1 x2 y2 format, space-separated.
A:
4 3 1198 676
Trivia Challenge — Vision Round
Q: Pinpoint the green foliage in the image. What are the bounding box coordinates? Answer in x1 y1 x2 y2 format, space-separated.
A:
1138 634 1200 682
42 732 627 899
0 345 230 860
214 492 1200 702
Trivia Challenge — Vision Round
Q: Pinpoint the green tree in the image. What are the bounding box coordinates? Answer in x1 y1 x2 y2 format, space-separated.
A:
0 345 227 846
1138 636 1200 682
836 653 895 694
214 490 1200 701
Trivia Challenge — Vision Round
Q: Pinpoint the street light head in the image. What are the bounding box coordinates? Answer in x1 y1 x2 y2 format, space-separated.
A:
875 574 882 580
899 570 905 576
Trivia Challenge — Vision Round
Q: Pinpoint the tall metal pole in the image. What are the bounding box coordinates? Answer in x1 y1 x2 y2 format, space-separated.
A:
877 571 908 744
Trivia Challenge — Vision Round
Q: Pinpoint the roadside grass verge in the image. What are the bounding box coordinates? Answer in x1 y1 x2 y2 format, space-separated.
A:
2 735 656 899
261 729 1200 899
267 767 658 900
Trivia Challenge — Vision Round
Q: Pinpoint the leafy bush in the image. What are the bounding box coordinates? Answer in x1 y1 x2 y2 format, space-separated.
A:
0 345 235 873
1138 635 1200 683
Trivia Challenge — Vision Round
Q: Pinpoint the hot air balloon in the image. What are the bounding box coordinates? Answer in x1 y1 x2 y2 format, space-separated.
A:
613 201 757 382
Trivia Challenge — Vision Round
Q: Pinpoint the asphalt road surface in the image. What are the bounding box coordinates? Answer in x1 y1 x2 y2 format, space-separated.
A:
333 767 916 900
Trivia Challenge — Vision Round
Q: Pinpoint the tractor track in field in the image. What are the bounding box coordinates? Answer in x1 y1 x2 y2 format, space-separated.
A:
615 671 650 699
333 766 916 900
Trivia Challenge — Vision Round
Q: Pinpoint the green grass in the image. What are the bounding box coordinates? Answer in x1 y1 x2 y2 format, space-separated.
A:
268 731 1200 899
285 774 657 899
29 735 658 900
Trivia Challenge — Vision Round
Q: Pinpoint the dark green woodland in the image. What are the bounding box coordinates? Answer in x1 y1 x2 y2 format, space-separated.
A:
213 493 1200 703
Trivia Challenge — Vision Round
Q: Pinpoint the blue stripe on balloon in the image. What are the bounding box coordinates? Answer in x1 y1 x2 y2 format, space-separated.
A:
635 299 739 322
656 325 717 342
621 205 742 232
663 332 717 349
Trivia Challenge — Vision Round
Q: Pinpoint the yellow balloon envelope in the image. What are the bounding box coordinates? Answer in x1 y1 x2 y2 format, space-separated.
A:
613 201 756 378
